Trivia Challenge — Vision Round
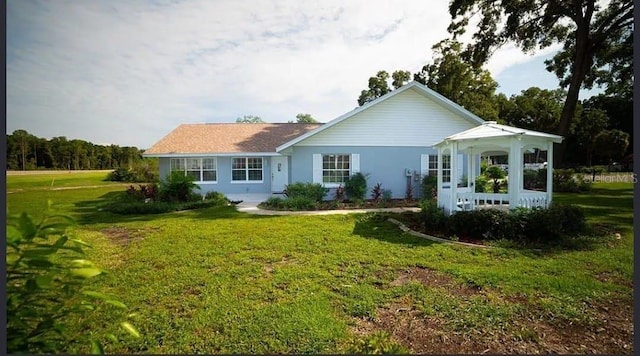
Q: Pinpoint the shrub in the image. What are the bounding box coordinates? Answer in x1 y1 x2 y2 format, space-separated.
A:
126 184 159 201
282 196 317 211
474 175 489 193
420 200 447 233
381 189 393 202
484 166 506 193
371 183 383 203
334 184 346 202
450 209 512 240
106 167 135 182
262 197 285 209
405 180 414 200
523 169 539 190
444 204 588 243
421 174 437 200
204 191 228 205
345 172 368 201
524 204 587 242
158 171 200 203
284 182 328 202
105 160 159 183
6 206 139 353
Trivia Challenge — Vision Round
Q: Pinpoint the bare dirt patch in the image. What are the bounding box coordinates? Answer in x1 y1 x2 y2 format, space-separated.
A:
353 267 633 354
101 226 160 244
263 256 295 274
390 266 482 296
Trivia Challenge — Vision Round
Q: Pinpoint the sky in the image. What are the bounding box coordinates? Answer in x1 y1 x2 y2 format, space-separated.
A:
7 0 602 149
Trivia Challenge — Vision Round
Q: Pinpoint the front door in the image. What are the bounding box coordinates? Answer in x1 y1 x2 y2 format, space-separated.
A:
271 156 289 193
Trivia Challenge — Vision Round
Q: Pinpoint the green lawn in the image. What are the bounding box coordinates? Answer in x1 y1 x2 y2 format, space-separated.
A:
6 172 634 354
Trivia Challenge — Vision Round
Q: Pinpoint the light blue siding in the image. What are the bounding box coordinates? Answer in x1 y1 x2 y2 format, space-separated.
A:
290 146 468 199
158 156 272 196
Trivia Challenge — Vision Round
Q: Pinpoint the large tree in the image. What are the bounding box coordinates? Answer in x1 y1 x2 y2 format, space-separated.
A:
357 70 412 106
415 39 500 120
447 0 633 164
502 87 566 133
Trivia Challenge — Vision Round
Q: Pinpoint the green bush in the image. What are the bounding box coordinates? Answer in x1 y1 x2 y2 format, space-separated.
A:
204 191 229 205
105 160 159 183
345 172 368 201
103 197 227 215
421 174 437 200
260 196 317 211
158 171 200 203
282 196 317 211
524 204 587 242
446 204 588 243
284 182 328 202
420 199 447 233
450 209 512 240
523 169 539 189
6 205 139 353
484 166 506 193
106 167 135 182
474 175 489 193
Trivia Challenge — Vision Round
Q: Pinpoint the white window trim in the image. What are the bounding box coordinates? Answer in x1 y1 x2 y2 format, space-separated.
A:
230 157 264 183
314 153 360 188
170 157 218 184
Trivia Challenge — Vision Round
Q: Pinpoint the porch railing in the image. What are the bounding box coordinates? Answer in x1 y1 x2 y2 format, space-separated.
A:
456 192 509 211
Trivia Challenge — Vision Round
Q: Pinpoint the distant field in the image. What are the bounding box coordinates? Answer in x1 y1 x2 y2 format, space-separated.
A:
6 170 124 191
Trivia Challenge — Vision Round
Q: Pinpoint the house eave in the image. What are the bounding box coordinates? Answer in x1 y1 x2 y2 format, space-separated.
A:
143 152 283 158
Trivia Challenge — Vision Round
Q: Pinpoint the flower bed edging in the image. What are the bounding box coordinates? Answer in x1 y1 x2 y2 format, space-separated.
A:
387 218 493 249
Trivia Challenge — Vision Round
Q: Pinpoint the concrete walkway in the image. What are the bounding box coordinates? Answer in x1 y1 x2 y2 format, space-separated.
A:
236 201 420 216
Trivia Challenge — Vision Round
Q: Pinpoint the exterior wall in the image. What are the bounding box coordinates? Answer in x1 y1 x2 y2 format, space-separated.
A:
159 156 272 199
290 146 468 199
297 87 478 147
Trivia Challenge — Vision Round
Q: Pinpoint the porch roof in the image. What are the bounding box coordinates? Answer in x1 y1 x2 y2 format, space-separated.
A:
433 121 563 146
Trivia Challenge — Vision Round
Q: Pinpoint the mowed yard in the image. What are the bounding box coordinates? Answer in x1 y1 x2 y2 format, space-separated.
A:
6 171 633 354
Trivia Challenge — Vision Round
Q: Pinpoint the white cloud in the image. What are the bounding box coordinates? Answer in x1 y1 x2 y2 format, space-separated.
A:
7 0 552 148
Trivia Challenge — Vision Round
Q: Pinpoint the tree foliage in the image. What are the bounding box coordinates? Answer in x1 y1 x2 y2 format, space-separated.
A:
501 87 566 132
414 39 500 120
447 0 634 163
6 204 140 353
357 70 412 106
6 130 147 171
295 113 318 123
235 115 264 123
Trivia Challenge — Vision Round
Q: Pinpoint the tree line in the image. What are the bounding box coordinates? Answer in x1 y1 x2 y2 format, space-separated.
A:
6 130 146 171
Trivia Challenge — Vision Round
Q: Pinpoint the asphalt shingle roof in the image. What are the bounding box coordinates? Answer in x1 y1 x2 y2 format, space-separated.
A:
144 123 322 155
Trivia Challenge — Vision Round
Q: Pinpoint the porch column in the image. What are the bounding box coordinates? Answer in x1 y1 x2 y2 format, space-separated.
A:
469 149 476 209
508 138 523 209
546 140 554 206
450 142 458 213
436 146 444 209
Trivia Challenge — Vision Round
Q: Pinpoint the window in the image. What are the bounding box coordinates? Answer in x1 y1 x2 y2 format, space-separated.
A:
442 155 451 183
169 158 217 182
232 157 263 182
428 155 438 176
322 154 350 183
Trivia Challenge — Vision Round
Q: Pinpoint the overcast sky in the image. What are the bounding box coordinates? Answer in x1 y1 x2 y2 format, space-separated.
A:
7 0 600 149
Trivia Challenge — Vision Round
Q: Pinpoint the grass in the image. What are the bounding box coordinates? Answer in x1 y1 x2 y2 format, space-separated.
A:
6 172 634 354
6 170 119 191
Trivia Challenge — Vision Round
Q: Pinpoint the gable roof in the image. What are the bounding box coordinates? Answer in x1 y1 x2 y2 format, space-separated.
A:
433 121 564 146
276 81 485 152
144 123 322 156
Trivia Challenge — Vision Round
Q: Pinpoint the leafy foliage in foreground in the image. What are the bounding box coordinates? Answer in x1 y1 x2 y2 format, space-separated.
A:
6 204 139 353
